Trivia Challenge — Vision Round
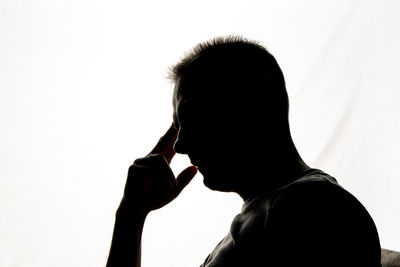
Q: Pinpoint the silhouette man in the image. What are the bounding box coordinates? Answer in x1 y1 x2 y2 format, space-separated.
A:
106 36 382 266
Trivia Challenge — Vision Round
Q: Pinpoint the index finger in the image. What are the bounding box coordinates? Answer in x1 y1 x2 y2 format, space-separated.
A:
149 124 178 157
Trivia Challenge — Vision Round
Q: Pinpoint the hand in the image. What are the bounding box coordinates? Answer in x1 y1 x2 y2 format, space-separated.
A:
120 124 198 216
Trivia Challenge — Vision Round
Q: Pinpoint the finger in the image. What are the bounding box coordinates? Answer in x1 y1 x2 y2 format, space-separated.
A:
149 124 177 157
157 155 178 186
175 166 198 194
133 154 178 186
163 143 176 164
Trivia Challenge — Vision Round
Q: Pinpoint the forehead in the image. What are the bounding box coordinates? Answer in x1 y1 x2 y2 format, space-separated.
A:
172 78 188 119
172 80 192 128
172 76 207 122
172 77 182 106
173 75 194 94
172 76 198 108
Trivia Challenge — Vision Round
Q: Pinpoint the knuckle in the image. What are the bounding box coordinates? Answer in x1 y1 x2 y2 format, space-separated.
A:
148 153 162 159
128 164 138 176
148 153 167 165
134 154 158 165
133 157 145 165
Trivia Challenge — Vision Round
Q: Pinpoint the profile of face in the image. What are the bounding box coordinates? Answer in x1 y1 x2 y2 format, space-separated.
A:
170 40 292 195
172 76 269 193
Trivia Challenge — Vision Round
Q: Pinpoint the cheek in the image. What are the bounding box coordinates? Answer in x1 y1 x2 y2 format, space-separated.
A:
185 115 238 153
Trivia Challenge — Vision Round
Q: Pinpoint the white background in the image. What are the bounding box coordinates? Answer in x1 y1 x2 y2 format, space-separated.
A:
1 0 399 266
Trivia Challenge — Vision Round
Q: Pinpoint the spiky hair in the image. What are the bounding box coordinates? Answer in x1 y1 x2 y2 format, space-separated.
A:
168 35 289 120
168 35 268 82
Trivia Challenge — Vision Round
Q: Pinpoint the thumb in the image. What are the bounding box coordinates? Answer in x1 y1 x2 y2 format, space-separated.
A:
175 166 198 193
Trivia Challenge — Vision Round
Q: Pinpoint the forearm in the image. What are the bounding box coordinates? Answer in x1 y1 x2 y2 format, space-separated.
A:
106 125 196 266
107 202 147 267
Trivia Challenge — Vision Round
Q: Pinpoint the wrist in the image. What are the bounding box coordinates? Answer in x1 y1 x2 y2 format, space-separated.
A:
116 199 148 224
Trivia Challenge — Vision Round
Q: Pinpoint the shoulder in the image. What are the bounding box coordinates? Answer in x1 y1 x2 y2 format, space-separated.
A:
268 169 378 237
271 169 365 216
263 169 381 266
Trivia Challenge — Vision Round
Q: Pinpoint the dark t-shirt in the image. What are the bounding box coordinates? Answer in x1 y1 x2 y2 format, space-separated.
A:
200 169 381 267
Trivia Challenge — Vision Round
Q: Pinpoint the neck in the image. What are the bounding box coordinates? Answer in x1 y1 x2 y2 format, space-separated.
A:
237 141 310 201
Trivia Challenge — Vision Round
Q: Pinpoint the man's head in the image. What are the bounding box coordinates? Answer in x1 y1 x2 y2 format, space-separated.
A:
170 36 294 193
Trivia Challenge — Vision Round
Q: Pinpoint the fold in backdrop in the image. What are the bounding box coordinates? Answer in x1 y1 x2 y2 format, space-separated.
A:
1 0 399 266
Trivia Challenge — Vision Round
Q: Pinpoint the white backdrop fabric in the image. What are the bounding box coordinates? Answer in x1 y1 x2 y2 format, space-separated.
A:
1 0 399 266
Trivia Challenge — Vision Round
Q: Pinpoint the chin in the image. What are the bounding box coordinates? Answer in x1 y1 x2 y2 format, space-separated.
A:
202 172 236 192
